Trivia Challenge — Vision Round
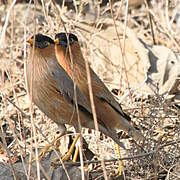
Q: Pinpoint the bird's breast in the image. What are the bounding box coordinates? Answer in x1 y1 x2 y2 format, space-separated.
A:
25 57 74 124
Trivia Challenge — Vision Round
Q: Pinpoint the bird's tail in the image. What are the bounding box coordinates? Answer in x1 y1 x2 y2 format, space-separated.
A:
115 115 144 142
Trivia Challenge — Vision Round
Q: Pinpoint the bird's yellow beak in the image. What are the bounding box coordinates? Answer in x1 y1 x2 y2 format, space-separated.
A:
27 38 33 45
55 38 60 45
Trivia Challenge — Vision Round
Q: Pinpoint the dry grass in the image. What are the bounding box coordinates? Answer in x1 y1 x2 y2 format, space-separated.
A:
0 0 180 179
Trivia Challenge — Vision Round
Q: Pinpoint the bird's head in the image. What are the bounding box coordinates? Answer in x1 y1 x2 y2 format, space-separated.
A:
54 32 85 72
55 32 78 48
54 32 82 64
27 34 54 49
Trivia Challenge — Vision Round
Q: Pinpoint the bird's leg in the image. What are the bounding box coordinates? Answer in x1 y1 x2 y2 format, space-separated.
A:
52 133 95 167
34 125 66 162
72 145 79 162
52 125 81 163
61 132 95 163
61 125 81 162
61 134 80 161
115 144 124 176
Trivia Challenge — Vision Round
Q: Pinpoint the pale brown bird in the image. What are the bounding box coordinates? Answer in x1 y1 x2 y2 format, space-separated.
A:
26 34 92 135
55 32 143 142
26 33 125 149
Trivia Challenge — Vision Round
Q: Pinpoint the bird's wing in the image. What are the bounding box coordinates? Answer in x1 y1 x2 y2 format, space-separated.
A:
47 58 92 114
91 70 131 121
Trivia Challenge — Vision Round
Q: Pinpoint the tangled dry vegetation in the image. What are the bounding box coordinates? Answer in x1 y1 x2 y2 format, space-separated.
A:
0 0 180 179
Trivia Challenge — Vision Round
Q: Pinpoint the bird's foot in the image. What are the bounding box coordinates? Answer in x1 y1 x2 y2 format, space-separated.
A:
115 144 124 176
31 134 63 163
61 134 80 162
51 134 95 168
50 134 80 168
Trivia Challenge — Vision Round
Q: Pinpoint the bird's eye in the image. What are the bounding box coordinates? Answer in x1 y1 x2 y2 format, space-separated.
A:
44 41 49 47
69 37 74 43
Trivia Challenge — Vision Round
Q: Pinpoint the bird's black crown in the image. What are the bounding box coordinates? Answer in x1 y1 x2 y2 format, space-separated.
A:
30 34 54 49
55 33 78 47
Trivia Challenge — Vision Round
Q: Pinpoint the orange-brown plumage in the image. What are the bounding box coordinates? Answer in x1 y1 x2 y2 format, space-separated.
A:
26 34 127 148
26 34 94 133
55 33 143 141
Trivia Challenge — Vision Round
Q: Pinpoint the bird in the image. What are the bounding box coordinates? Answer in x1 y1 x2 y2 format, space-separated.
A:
26 33 108 132
26 34 94 160
54 32 144 143
26 34 127 162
